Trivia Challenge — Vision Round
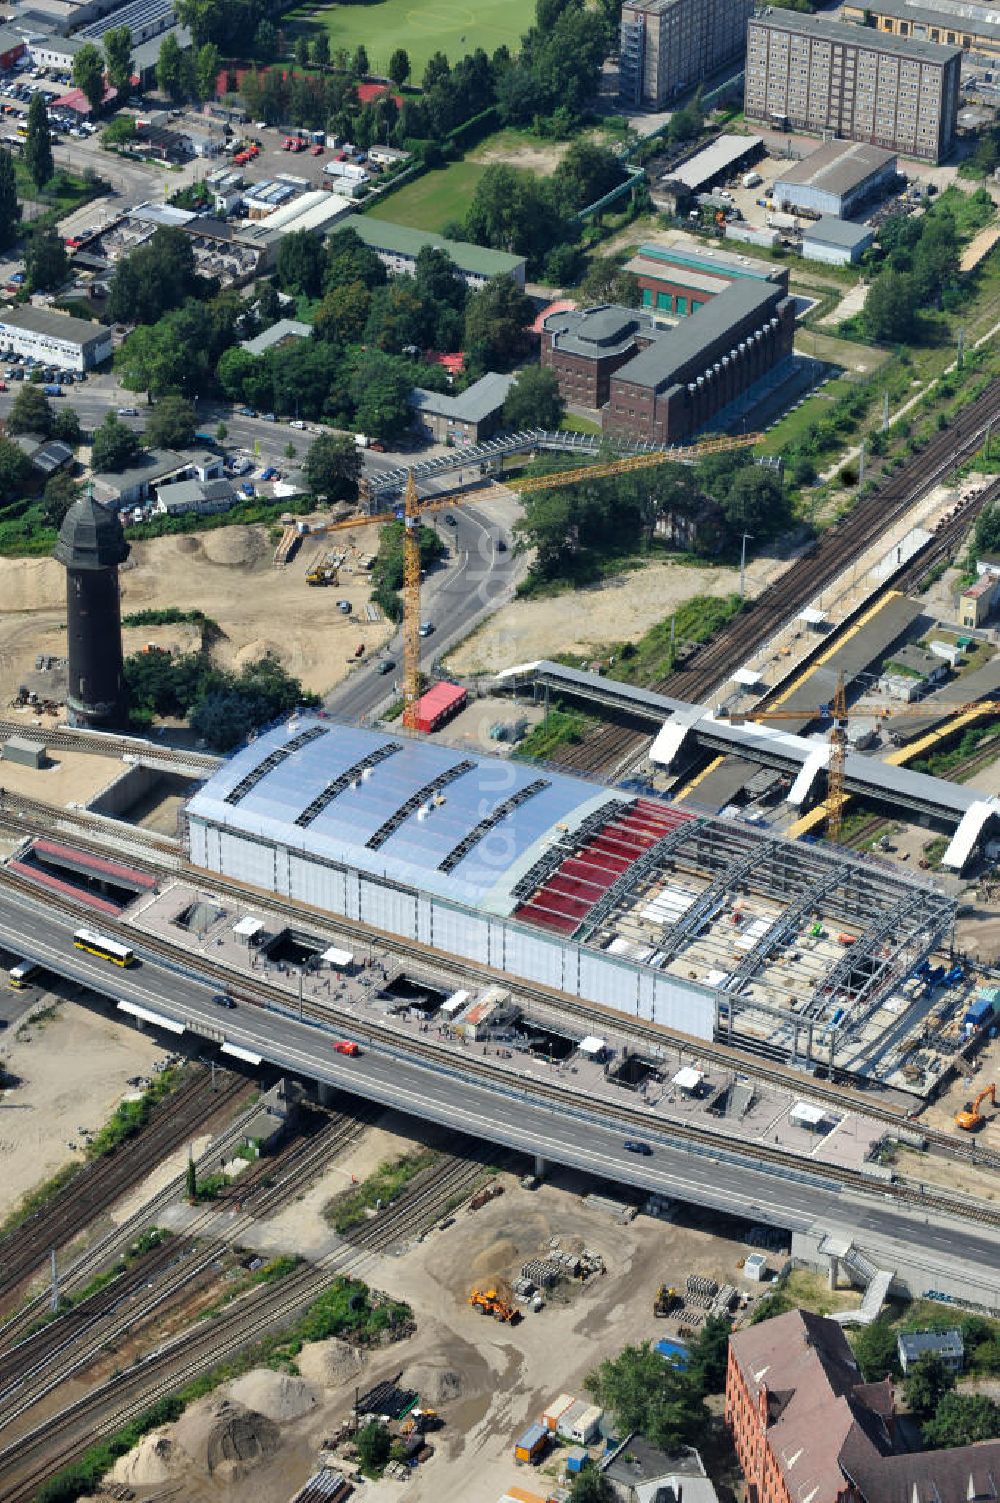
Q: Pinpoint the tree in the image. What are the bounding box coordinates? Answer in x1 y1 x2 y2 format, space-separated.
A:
923 1392 1000 1449
41 470 80 530
254 19 277 58
0 148 20 251
464 164 570 268
314 281 370 344
157 31 187 102
194 42 220 102
52 406 82 445
355 1421 390 1474
24 92 53 190
904 1354 955 1419
103 25 133 96
686 1314 732 1395
25 227 68 293
351 45 369 79
567 1470 614 1503
73 42 107 114
422 50 450 91
91 412 141 471
295 36 310 67
464 274 534 368
304 432 362 501
388 48 410 87
586 1343 708 1454
311 32 329 68
852 1318 901 1382
7 382 52 436
580 256 640 307
364 282 428 354
552 138 623 213
719 465 788 542
503 366 564 430
0 438 30 503
350 351 413 443
276 229 325 298
108 227 199 326
864 270 917 344
975 501 1000 558
185 1152 197 1201
146 394 196 448
216 420 228 442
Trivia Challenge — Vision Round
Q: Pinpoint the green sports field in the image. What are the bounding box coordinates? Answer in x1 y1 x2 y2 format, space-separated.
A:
366 160 487 231
299 0 535 79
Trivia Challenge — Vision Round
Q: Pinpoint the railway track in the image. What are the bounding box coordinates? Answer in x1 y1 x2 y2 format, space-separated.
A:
6 859 1000 1237
0 1068 248 1317
0 1145 490 1502
546 382 1000 776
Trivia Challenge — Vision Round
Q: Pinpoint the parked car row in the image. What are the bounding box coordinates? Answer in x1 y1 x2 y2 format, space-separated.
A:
2 353 85 384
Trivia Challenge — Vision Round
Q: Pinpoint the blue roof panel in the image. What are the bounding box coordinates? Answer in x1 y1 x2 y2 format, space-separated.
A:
187 715 623 911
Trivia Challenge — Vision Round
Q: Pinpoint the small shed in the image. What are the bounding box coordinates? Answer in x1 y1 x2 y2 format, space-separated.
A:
744 1251 768 1282
790 1100 828 1133
441 988 470 1018
672 1066 704 1096
1 736 47 769
898 1328 964 1375
514 1422 549 1464
562 1403 602 1445
965 995 994 1029
233 915 264 943
565 1446 590 1475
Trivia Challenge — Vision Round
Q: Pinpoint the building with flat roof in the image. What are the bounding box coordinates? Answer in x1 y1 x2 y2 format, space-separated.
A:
0 26 26 68
154 477 238 517
605 279 794 444
745 11 962 162
28 33 89 69
801 217 877 265
409 371 514 445
842 0 1000 62
727 1310 998 1503
0 306 111 371
624 240 787 321
241 318 312 357
619 0 754 108
671 134 764 192
772 141 899 219
540 304 658 410
92 448 223 509
330 215 526 289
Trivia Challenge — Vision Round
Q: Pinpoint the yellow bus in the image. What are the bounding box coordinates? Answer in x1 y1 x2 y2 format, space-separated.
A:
73 928 135 967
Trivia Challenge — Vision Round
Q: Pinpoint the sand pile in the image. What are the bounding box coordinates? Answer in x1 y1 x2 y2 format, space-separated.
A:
233 638 282 669
297 1339 368 1390
159 1395 283 1479
113 1430 177 1487
470 1239 519 1282
408 1363 464 1405
202 526 267 568
224 1369 318 1423
0 557 64 612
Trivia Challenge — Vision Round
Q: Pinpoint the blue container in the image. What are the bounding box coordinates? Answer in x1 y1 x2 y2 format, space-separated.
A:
965 996 994 1028
655 1338 690 1368
566 1447 589 1475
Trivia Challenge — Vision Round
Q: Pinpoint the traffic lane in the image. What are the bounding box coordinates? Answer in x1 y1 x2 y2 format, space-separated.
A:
2 881 995 1269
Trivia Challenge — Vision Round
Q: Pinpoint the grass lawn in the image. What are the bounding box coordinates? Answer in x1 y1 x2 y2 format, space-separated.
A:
298 0 535 78
560 413 602 435
367 160 486 231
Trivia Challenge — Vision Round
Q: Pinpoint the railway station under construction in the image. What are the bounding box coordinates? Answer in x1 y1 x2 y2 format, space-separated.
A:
184 714 964 1096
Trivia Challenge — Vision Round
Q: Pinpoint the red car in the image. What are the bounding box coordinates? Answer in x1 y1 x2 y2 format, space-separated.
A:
311 143 323 156
333 1040 360 1057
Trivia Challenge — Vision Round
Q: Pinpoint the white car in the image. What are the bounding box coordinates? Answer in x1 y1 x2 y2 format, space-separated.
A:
117 406 139 417
289 418 306 429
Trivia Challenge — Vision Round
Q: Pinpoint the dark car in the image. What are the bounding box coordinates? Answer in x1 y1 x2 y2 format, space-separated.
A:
444 513 457 526
497 538 507 552
377 658 395 675
212 992 236 1009
623 1138 652 1156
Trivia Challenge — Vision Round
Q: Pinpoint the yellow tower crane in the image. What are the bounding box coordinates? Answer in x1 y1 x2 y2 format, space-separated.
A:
717 677 1000 843
371 432 765 733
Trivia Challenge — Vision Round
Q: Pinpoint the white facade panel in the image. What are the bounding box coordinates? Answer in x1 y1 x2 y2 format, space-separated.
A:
506 928 565 991
288 851 347 914
579 950 638 1013
219 830 273 889
360 878 416 940
430 901 489 963
652 973 714 1038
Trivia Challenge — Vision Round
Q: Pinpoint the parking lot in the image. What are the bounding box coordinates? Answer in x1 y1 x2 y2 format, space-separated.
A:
0 350 91 390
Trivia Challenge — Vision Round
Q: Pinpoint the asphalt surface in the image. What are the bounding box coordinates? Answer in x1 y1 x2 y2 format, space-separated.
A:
325 498 519 722
0 880 993 1280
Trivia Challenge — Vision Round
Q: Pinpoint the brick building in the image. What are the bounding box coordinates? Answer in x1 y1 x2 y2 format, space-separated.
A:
624 242 788 321
605 280 795 445
540 305 658 410
726 1308 1000 1503
744 11 961 163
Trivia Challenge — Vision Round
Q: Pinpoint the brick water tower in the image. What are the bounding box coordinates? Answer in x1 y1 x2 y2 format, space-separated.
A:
53 485 130 730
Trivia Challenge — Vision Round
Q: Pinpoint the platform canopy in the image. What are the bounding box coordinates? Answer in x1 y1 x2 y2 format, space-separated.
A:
790 1099 826 1126
321 946 354 968
578 1035 606 1056
798 607 827 626
673 1065 704 1091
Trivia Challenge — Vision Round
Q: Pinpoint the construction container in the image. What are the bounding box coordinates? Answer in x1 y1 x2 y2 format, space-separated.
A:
563 1404 602 1445
514 1423 549 1464
500 1487 554 1503
965 995 995 1029
414 681 468 734
541 1394 576 1432
565 1447 590 1475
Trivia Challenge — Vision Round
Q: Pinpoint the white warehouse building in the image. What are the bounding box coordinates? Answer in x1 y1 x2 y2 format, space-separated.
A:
0 305 112 370
185 716 717 1036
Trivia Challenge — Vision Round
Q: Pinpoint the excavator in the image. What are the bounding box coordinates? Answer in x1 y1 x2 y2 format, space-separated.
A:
955 1083 997 1131
654 1284 679 1317
469 1286 521 1324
